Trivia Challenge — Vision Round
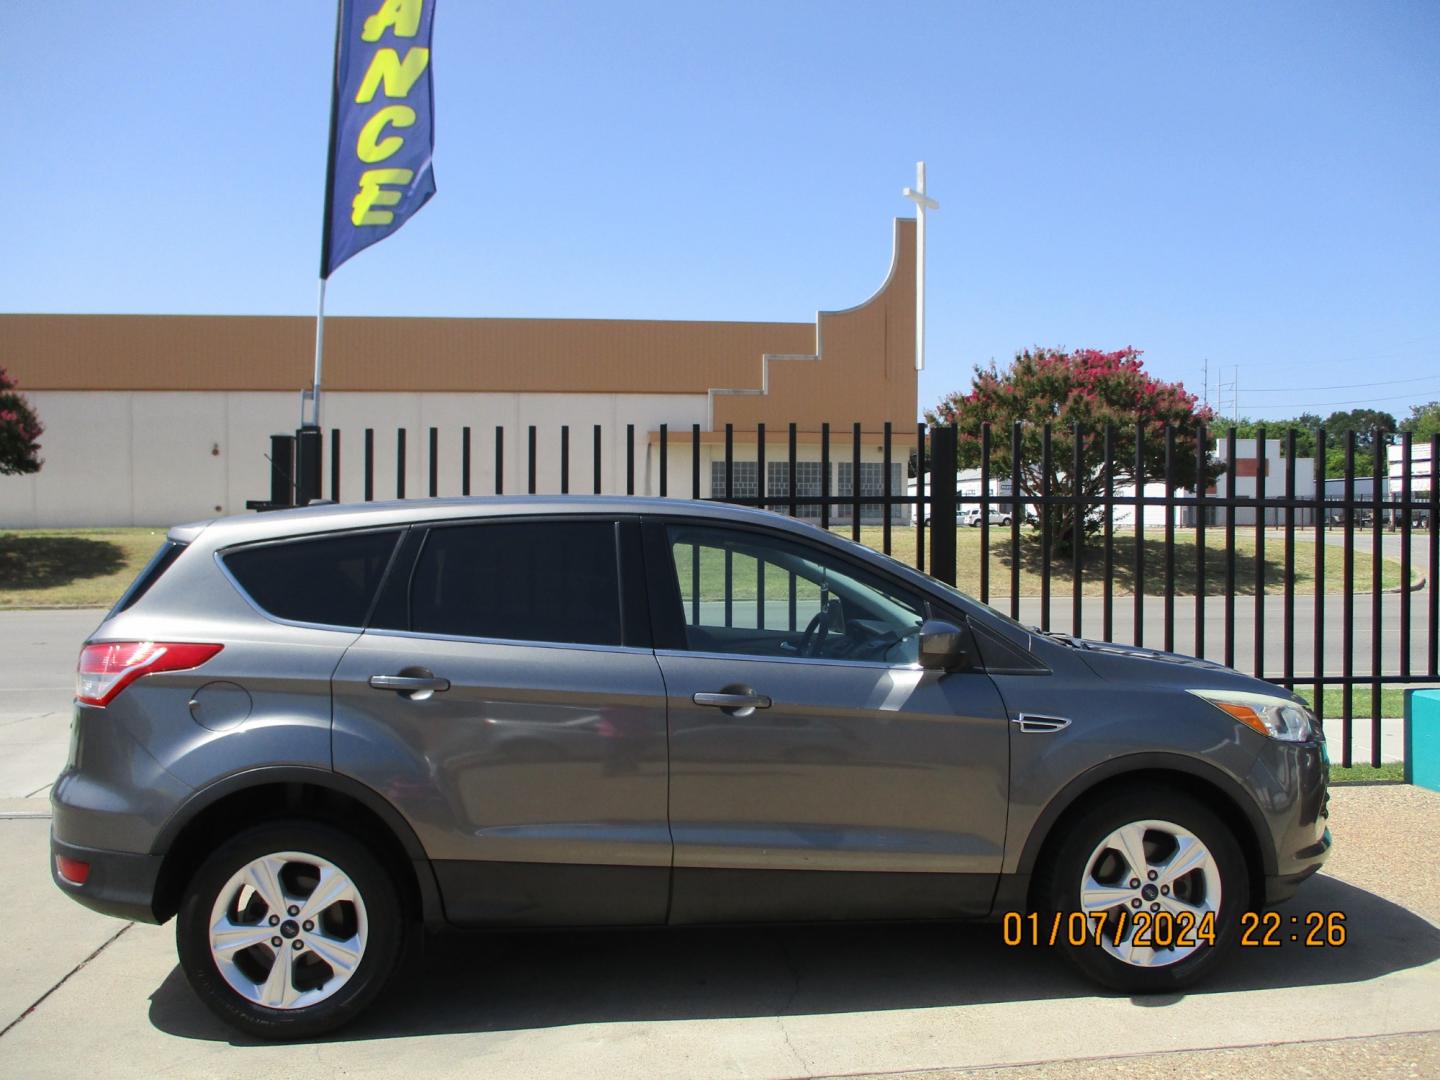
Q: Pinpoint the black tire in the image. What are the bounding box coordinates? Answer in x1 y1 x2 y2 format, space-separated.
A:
176 820 406 1039
999 517 1012 527
1035 786 1249 994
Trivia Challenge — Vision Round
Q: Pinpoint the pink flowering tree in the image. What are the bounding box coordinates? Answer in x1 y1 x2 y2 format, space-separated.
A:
925 347 1216 554
0 367 44 476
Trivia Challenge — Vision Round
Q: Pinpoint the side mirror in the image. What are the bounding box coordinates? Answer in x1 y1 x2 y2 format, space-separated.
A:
918 618 972 672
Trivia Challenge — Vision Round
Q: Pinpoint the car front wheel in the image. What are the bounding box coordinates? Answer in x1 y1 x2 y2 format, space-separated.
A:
1037 787 1249 993
175 820 405 1039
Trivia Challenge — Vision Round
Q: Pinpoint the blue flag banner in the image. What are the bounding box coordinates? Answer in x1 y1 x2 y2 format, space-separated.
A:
322 0 436 278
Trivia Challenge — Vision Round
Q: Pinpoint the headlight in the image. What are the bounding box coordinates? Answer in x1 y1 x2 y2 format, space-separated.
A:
1189 689 1317 742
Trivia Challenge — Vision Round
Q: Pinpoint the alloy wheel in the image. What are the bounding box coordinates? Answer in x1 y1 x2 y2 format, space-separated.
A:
207 850 369 1010
1078 818 1221 968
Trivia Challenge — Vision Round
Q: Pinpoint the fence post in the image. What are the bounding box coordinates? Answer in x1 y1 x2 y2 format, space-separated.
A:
363 429 374 502
269 434 295 506
294 427 322 506
929 425 958 585
330 428 341 502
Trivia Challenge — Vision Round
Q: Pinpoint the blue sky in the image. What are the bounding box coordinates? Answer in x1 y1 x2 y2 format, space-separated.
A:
6 1 1438 422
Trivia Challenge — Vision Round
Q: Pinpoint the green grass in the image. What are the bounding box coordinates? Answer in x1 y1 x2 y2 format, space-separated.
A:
1329 762 1406 784
0 522 1422 611
837 525 1418 597
672 541 824 604
0 528 168 608
1304 686 1440 719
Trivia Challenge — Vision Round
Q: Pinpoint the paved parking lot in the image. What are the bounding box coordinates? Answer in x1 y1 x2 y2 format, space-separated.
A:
1 609 1437 1078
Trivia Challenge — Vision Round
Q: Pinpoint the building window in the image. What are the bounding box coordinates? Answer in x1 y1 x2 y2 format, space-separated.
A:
709 460 759 503
837 462 906 524
766 461 824 520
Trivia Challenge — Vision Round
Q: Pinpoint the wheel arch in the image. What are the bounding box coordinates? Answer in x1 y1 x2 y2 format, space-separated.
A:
1017 755 1274 906
151 767 444 927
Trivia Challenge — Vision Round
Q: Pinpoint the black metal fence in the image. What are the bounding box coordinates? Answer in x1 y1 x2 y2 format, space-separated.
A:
259 421 1439 768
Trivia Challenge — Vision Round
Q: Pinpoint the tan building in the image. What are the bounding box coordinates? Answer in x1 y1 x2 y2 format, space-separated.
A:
1 219 919 526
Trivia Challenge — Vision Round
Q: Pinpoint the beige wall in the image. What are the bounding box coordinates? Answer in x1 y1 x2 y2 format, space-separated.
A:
0 218 919 526
0 391 708 526
4 220 916 436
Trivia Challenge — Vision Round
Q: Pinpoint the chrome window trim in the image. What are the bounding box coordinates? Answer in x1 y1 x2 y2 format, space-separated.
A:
654 647 922 672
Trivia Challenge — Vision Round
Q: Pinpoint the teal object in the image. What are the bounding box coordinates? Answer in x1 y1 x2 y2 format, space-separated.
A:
1404 689 1440 791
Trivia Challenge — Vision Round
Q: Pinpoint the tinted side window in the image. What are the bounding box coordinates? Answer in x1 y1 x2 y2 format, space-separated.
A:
223 530 401 627
410 521 622 646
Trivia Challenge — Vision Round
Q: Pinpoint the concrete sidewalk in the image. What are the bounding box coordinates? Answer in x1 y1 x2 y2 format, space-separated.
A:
0 609 101 800
1 785 1437 1078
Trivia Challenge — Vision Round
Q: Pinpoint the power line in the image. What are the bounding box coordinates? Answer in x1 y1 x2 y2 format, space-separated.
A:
1216 365 1240 421
1238 389 1440 409
1244 373 1440 393
1184 335 1439 377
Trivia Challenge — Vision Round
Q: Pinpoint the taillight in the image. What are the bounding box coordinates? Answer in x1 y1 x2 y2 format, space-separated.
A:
76 641 223 707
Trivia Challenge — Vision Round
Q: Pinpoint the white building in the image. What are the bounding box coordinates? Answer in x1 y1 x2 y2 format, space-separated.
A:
1387 439 1434 498
1204 437 1318 526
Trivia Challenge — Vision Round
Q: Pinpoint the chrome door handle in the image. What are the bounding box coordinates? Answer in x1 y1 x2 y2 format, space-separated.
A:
369 674 451 697
693 691 771 710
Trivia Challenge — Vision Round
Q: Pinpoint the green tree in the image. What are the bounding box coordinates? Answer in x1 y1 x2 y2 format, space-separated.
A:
0 367 43 476
1399 400 1440 442
1230 414 1322 458
1322 408 1396 477
926 347 1217 555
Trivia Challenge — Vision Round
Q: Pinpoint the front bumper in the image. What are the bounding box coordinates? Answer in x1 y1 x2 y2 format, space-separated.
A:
1251 735 1331 906
50 834 165 924
1261 826 1331 906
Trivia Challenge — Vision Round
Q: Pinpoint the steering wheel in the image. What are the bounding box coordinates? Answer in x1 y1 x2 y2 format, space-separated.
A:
797 601 836 658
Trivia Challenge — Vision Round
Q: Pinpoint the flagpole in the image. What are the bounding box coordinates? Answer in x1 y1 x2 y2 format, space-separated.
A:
310 0 346 429
311 278 328 427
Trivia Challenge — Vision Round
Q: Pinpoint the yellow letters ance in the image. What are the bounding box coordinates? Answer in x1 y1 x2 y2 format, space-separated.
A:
362 0 422 42
356 105 416 164
352 168 415 226
355 47 430 104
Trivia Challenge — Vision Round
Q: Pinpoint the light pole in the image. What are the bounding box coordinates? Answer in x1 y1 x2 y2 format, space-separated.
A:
902 161 939 372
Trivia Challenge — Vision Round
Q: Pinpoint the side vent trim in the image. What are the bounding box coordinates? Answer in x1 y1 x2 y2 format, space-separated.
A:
1012 714 1072 734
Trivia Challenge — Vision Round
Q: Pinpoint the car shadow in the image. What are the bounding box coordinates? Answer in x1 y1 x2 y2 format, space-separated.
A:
147 873 1438 1046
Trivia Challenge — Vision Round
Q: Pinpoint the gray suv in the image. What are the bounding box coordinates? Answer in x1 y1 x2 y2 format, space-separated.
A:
51 497 1330 1038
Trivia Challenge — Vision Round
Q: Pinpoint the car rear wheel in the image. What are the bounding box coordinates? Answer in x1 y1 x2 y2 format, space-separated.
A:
1037 787 1249 993
175 820 405 1039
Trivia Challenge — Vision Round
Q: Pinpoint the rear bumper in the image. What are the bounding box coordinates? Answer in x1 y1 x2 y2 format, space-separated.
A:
50 834 164 924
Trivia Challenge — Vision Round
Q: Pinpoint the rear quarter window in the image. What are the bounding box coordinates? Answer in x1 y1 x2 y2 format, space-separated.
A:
110 539 187 615
222 530 401 628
